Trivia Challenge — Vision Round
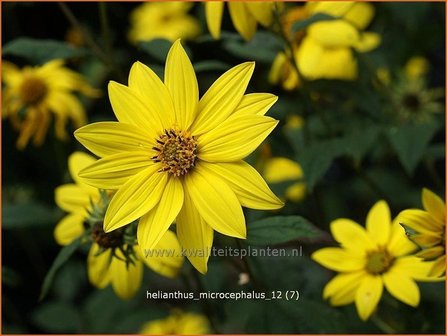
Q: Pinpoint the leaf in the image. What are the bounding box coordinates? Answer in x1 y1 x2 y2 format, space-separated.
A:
291 13 337 34
32 301 82 332
246 216 322 246
138 38 192 63
2 201 61 229
2 38 87 64
342 126 380 163
39 237 82 301
387 122 439 175
194 60 230 73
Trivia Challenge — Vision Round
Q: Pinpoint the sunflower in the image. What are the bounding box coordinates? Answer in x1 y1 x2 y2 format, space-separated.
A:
205 2 274 41
74 39 283 274
312 200 437 321
54 152 184 299
2 59 100 149
398 188 445 277
140 310 210 335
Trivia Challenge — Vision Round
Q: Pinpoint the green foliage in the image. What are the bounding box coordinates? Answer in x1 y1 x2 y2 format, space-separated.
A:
291 13 337 34
3 201 61 229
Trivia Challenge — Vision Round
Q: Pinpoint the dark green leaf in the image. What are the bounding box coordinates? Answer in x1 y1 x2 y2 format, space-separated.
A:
194 60 230 73
32 301 82 332
3 38 87 64
2 201 61 229
291 13 336 34
342 126 380 163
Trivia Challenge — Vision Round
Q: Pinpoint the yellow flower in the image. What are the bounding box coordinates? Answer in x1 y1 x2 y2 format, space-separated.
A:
54 152 184 299
405 56 429 80
128 2 200 44
2 59 100 149
263 157 306 202
74 40 283 274
398 189 445 277
205 2 274 41
312 200 436 321
140 310 210 335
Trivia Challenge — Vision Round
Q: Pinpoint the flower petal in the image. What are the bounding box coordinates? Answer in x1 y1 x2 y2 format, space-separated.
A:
354 32 381 53
330 218 375 254
192 62 255 135
263 157 303 183
398 209 443 233
164 39 198 130
245 2 273 27
177 192 214 274
185 164 246 239
428 256 446 277
383 269 420 307
308 20 360 48
228 2 257 40
366 200 391 246
68 151 96 186
79 151 154 190
205 2 224 39
232 93 278 117
201 161 283 210
110 249 143 299
104 166 167 232
387 220 417 257
87 244 112 289
422 188 445 224
391 256 436 281
54 214 85 245
312 247 366 272
323 271 366 306
344 2 375 29
198 114 278 162
355 275 383 321
137 177 184 250
55 184 92 215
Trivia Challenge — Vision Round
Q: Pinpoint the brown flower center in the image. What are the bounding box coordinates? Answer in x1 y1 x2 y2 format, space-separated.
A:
91 221 124 248
366 249 394 274
19 76 48 105
402 93 421 111
152 128 198 177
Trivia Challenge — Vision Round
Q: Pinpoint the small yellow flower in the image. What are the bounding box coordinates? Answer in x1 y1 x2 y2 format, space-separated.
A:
54 152 184 299
312 200 436 321
74 40 283 274
205 2 274 41
140 310 210 335
128 2 200 44
398 188 445 277
2 59 100 149
405 56 429 80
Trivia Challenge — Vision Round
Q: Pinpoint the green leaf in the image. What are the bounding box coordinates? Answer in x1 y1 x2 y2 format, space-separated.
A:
39 237 82 301
291 13 336 34
246 216 322 246
32 301 82 332
387 122 440 175
3 38 87 64
342 126 380 163
138 38 191 63
193 60 230 73
2 201 61 229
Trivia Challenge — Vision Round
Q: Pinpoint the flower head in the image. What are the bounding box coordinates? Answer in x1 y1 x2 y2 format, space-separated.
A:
74 39 283 274
398 188 445 277
128 2 200 44
312 200 437 321
205 2 274 41
140 310 210 334
2 60 100 149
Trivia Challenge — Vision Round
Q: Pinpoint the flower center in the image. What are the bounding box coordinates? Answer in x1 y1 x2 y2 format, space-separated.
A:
402 93 421 111
19 76 48 105
365 249 394 274
152 128 198 177
91 221 124 248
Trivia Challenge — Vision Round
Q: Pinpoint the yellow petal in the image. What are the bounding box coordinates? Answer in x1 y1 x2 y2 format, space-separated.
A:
308 20 360 48
391 256 436 281
74 122 155 158
55 184 92 215
343 2 375 29
198 114 278 162
398 209 443 233
87 244 112 289
232 93 278 117
355 275 383 321
383 269 420 307
2 60 21 85
104 166 167 232
307 2 354 17
323 271 365 306
110 249 143 299
366 200 391 246
387 220 417 257
428 256 446 277
330 219 375 254
164 39 198 130
79 151 154 190
285 183 306 202
201 161 283 210
68 151 96 188
354 32 381 53
312 247 366 272
263 157 303 183
128 61 175 128
185 164 246 239
422 188 445 224
296 37 323 78
205 2 224 39
108 81 163 136
228 2 257 41
245 2 273 27
192 62 255 135
139 230 184 278
54 214 85 245
137 177 184 250
177 192 214 274
416 246 444 260
411 233 442 247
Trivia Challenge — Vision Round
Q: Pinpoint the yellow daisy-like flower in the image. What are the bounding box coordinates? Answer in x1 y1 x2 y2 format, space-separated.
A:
74 39 283 274
140 310 210 335
398 188 445 277
205 2 274 41
54 152 184 299
2 59 100 150
128 2 201 44
312 200 436 321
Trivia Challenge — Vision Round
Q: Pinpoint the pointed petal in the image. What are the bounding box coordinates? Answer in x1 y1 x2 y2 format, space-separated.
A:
177 192 214 274
330 219 375 254
344 2 375 29
391 256 437 281
422 188 445 223
205 2 224 39
366 200 391 246
245 2 273 27
312 247 366 272
355 275 383 321
87 244 112 289
104 166 167 232
263 157 303 183
383 270 420 307
232 93 278 117
398 209 443 233
192 62 255 135
137 177 184 250
54 214 85 245
198 114 278 162
110 249 143 299
354 32 381 52
228 2 257 41
323 271 365 306
74 122 155 158
79 151 154 189
388 220 417 257
165 39 198 130
55 184 92 215
308 20 360 48
185 164 246 239
202 161 283 210
68 151 96 186
428 256 446 277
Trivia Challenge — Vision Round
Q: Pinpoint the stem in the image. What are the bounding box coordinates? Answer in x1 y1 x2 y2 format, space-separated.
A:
371 313 398 334
234 239 263 290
